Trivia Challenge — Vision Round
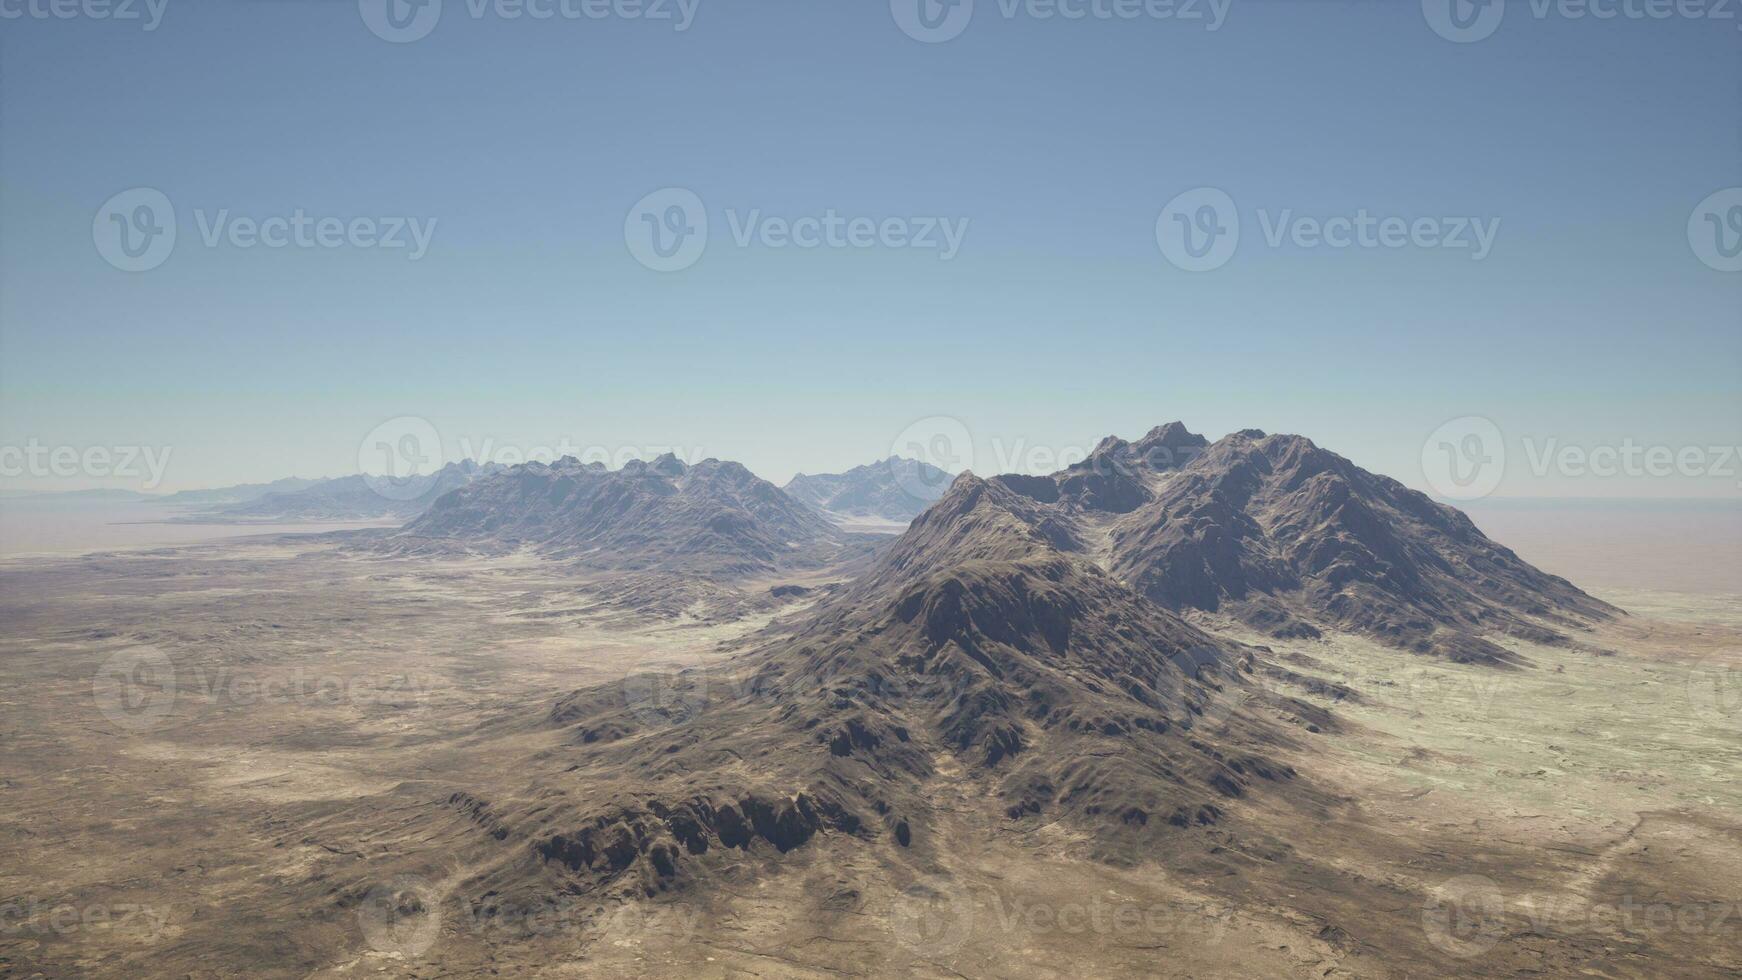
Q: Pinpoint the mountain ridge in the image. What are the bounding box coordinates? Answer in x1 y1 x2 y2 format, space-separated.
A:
391 453 846 576
980 423 1616 663
782 455 952 525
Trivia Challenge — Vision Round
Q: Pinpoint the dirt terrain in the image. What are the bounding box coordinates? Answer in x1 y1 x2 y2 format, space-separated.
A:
0 530 1736 978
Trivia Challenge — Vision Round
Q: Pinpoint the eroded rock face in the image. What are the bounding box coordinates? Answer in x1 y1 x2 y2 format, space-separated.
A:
876 423 1610 664
533 793 852 883
1098 426 1615 662
1048 423 1212 514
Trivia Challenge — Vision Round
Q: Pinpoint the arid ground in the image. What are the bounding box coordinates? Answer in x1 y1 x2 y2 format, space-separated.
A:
0 533 1737 978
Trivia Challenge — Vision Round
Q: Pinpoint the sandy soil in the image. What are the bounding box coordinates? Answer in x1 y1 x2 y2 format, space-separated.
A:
0 540 1736 978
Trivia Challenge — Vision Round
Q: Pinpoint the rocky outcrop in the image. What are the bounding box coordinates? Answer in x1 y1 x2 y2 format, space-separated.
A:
1104 428 1617 662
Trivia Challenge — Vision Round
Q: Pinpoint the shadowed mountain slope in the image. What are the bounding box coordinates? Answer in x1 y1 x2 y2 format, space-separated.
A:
988 423 1616 664
391 454 844 575
409 472 1304 915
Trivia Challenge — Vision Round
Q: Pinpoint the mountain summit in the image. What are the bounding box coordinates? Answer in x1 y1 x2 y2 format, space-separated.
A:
989 423 1615 663
782 455 952 525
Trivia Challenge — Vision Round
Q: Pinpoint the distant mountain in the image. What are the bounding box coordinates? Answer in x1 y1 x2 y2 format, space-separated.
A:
986 423 1615 664
211 460 495 521
159 476 324 506
393 454 844 575
782 455 952 525
0 488 157 502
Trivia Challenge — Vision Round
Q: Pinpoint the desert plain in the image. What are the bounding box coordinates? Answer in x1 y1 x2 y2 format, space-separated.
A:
0 525 1736 979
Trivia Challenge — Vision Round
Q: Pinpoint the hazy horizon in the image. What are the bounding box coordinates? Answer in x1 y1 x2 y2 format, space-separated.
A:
3 3 1738 500
4 417 1742 501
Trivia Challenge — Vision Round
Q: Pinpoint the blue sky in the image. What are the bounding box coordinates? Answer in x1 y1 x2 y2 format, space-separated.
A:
1 0 1738 497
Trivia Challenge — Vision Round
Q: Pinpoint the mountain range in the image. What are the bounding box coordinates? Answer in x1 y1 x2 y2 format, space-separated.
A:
353 425 1612 662
422 463 1306 916
197 460 497 521
380 421 1617 917
782 455 952 525
159 475 325 506
391 454 848 576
